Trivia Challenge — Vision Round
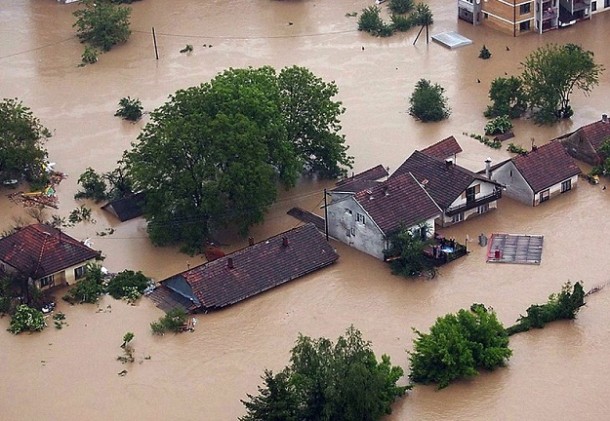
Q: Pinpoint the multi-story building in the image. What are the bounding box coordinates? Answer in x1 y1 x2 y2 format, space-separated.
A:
458 0 607 36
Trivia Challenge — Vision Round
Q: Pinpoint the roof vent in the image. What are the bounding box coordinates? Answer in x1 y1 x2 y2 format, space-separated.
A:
383 186 390 197
227 257 234 269
445 158 454 168
603 114 608 123
421 179 429 186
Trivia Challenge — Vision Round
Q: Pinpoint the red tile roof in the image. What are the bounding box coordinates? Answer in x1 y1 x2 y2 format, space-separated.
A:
354 173 441 235
420 136 463 160
160 224 338 311
578 119 610 152
512 142 581 193
391 151 497 210
0 224 100 279
333 164 388 193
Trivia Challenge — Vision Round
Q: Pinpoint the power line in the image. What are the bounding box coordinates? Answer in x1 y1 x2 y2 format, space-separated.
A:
131 28 357 41
0 36 76 61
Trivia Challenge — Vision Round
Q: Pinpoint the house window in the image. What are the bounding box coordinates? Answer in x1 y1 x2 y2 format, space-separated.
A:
39 275 55 288
452 212 464 223
592 1 597 11
605 0 609 8
520 3 531 14
478 203 490 214
74 265 87 280
561 179 572 193
519 20 531 31
540 189 550 203
351 228 356 236
345 208 352 215
356 213 365 225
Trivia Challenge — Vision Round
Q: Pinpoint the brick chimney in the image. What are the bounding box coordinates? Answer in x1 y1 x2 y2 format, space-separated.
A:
445 158 454 168
603 114 608 123
485 158 492 179
227 257 234 269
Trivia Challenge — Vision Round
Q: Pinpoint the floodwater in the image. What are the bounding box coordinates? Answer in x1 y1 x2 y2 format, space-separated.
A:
1 0 610 419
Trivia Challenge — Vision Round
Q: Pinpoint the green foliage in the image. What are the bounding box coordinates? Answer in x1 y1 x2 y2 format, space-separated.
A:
68 205 95 225
593 137 610 176
409 79 451 122
8 304 46 334
118 332 135 363
479 45 491 60
106 270 149 300
75 167 108 202
465 132 501 149
240 326 408 420
484 115 513 135
521 43 604 124
384 225 434 278
80 45 99 65
150 308 188 335
0 98 50 185
114 96 143 121
412 2 433 26
484 76 527 119
358 6 385 34
389 0 415 14
390 13 416 32
122 331 134 346
409 304 512 389
506 282 586 335
123 66 351 251
0 275 13 314
63 264 105 304
73 0 132 52
507 143 527 154
53 312 67 329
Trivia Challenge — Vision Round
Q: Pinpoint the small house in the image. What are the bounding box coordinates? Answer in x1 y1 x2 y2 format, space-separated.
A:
148 224 338 313
558 114 610 166
0 224 100 290
331 165 389 202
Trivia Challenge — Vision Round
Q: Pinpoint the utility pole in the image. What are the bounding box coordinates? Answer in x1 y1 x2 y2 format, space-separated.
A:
152 27 159 60
324 188 329 241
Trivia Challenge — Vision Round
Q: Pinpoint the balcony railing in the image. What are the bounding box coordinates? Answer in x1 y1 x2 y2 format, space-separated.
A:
445 188 502 216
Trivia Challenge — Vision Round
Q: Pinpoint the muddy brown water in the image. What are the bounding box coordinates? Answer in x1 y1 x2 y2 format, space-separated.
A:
1 0 610 419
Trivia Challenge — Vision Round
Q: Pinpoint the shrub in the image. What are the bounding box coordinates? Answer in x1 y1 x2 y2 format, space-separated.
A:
485 115 513 135
74 167 108 202
507 143 527 154
106 270 150 300
389 0 414 14
73 0 132 52
479 45 492 59
391 13 416 32
8 305 46 334
81 45 99 65
358 6 385 34
114 96 143 121
179 44 194 54
409 79 451 122
150 308 188 335
63 265 105 304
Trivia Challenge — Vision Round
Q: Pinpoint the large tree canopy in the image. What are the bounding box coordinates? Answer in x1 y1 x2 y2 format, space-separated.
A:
521 43 604 123
73 0 132 52
124 66 351 251
0 98 50 185
240 326 408 421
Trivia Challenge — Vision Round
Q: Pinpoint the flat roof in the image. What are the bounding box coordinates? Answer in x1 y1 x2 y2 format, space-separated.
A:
431 31 473 49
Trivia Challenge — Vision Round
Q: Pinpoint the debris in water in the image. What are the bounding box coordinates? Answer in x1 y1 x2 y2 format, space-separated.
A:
118 370 128 376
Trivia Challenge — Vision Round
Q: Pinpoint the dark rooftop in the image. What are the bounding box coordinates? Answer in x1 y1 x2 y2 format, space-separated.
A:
158 223 338 312
101 192 146 222
0 224 99 278
333 164 388 193
577 118 610 152
512 142 581 193
420 136 463 161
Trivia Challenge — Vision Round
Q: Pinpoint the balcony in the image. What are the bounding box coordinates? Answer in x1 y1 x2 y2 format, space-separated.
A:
573 0 590 11
445 188 502 216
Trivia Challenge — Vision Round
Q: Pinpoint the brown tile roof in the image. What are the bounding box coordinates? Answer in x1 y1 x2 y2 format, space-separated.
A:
420 136 463 160
333 164 388 193
512 142 581 193
354 173 441 235
578 119 610 152
391 151 496 210
161 224 338 311
0 224 99 279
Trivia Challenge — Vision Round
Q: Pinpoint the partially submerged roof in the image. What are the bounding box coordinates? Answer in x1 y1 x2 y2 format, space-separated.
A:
159 223 338 312
101 192 146 222
391 151 498 209
0 224 99 278
354 173 441 235
420 136 463 161
574 118 610 152
512 142 581 193
332 164 389 193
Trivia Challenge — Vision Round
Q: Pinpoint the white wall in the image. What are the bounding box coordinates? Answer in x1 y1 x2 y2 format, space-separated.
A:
491 161 534 205
534 174 579 205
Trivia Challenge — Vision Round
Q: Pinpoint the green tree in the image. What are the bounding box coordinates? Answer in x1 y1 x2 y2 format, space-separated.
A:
484 76 527 118
150 308 189 335
63 264 105 304
8 305 46 334
75 167 108 202
106 270 149 300
384 225 432 277
124 66 351 251
409 79 450 122
484 115 513 135
241 326 408 420
389 0 414 14
521 43 604 123
0 98 50 185
409 304 512 389
73 0 132 52
358 6 393 36
115 96 143 121
412 2 434 26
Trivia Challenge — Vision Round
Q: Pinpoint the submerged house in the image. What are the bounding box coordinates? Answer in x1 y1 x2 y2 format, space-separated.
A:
148 223 338 313
327 172 442 260
0 224 100 290
391 150 503 227
487 142 581 206
558 114 610 166
101 192 146 222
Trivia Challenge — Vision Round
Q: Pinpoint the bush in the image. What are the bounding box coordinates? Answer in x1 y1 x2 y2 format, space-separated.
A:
114 96 143 121
74 167 108 202
358 6 385 34
412 2 433 26
106 270 150 300
63 265 105 304
73 0 132 52
409 304 512 389
507 143 527 154
479 45 492 59
8 305 46 334
485 115 513 135
409 79 451 122
484 76 527 119
390 13 416 32
81 45 99 65
150 308 188 335
389 0 414 14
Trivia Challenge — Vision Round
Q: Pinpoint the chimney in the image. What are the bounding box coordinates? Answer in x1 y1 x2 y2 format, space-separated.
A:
227 257 234 269
603 114 608 123
445 158 454 168
248 237 254 246
485 158 492 179
282 237 289 247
